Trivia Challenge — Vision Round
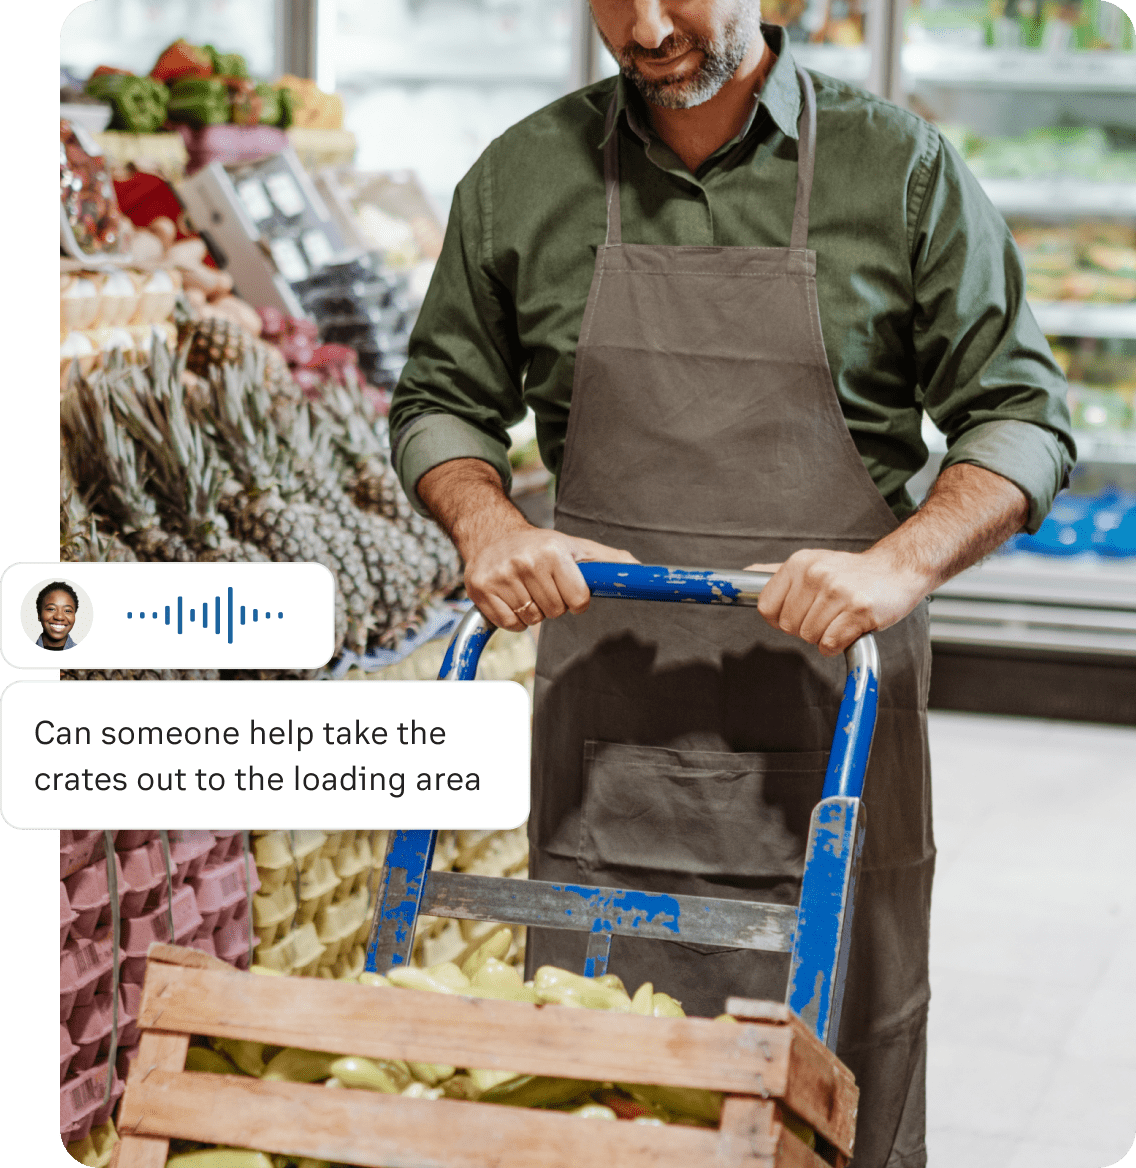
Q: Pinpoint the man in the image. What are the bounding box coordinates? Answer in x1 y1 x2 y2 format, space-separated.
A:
390 0 1074 1161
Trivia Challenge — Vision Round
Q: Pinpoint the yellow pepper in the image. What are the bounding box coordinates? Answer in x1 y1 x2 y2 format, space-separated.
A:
261 1048 339 1083
459 926 513 979
479 1074 600 1109
210 1039 272 1078
616 1082 723 1126
651 992 686 1018
328 1055 411 1093
185 1047 241 1075
630 982 654 1015
386 962 471 994
533 966 632 1011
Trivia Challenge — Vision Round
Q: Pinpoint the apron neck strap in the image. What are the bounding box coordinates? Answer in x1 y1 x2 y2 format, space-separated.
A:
601 65 818 250
602 95 623 246
790 66 817 250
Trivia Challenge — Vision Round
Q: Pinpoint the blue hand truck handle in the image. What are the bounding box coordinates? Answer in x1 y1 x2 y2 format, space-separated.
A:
438 563 880 801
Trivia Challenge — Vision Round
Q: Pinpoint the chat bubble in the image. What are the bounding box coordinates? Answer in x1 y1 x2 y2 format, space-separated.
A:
1 563 335 669
2 681 529 829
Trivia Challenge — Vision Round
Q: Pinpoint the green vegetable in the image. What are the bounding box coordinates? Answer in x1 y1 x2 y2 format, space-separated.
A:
84 73 169 133
185 1047 241 1075
328 1055 411 1093
204 44 249 78
167 76 230 127
479 1074 600 1109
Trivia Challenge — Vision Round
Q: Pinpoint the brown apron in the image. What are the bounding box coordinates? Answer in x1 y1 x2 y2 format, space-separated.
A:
529 69 934 1167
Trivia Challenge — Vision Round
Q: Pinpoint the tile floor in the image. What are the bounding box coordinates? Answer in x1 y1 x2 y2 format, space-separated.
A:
926 712 1136 1168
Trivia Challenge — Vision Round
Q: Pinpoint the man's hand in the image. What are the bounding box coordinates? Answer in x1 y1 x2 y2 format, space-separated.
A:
747 463 1030 656
417 458 636 632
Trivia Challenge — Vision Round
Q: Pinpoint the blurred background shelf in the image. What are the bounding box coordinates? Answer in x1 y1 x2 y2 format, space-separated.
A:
1030 301 1136 339
980 177 1136 218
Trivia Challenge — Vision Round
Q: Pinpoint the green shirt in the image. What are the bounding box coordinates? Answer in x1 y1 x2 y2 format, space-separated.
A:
391 26 1074 533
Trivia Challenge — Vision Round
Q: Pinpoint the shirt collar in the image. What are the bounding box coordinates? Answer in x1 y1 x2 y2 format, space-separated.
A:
599 24 802 150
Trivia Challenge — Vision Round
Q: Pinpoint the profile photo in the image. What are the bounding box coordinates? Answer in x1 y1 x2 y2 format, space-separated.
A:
23 579 92 651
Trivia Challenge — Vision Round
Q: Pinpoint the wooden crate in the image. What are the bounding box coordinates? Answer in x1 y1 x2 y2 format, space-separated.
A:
112 944 858 1168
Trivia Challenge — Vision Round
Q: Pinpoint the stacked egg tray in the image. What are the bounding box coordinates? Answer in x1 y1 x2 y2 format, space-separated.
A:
249 830 388 980
60 830 259 1146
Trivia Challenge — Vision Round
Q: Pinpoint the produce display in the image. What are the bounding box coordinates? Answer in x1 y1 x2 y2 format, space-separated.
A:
945 125 1136 185
81 40 297 133
61 323 460 667
61 121 126 258
1010 219 1136 303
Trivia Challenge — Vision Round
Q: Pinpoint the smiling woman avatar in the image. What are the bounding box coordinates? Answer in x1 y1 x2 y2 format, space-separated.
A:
36 581 80 650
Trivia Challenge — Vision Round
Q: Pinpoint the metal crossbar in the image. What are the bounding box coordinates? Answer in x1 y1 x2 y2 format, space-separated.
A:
365 564 879 1049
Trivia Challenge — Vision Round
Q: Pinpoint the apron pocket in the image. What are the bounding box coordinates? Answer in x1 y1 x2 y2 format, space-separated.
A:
578 740 828 892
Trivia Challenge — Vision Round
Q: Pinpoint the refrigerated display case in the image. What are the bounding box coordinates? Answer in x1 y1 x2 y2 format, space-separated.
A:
895 0 1136 719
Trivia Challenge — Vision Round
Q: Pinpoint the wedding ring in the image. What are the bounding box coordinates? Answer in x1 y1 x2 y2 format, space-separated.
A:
513 599 538 617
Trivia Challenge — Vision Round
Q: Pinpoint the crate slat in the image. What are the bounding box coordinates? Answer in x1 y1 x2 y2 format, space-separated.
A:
114 1030 189 1168
120 1071 758 1168
137 963 790 1094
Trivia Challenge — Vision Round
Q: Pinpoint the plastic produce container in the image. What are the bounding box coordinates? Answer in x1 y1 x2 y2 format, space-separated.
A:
117 839 168 917
60 1024 79 1083
167 830 215 888
295 855 338 925
60 1060 120 1142
120 885 202 982
208 830 242 864
62 932 121 1017
113 830 159 851
64 853 124 938
61 882 78 947
252 882 298 947
214 914 254 968
60 831 103 880
254 920 324 975
190 854 260 933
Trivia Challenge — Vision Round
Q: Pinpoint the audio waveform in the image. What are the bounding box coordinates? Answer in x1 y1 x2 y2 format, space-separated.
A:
126 587 285 644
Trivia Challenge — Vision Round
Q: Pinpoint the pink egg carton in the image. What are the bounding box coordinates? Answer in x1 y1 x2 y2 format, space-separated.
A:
120 885 203 982
188 930 218 958
60 1059 120 1137
61 882 78 948
208 830 244 864
67 991 115 1075
114 829 159 850
117 839 169 918
61 930 122 1018
60 831 102 880
167 830 215 888
213 915 253 968
64 852 125 938
61 1024 79 1084
191 855 260 932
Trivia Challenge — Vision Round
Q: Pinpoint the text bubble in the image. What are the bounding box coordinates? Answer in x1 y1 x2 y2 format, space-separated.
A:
1 563 335 669
1 681 529 829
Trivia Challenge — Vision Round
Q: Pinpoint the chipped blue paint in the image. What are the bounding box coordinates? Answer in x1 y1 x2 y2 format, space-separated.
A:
821 662 878 800
365 829 437 972
580 563 743 604
440 619 495 681
786 798 866 1048
549 883 682 935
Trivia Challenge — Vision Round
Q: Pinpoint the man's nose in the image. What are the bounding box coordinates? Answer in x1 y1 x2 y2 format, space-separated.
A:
629 0 674 49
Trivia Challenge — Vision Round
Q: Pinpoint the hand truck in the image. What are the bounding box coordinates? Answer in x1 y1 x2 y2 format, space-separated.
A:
364 563 879 1050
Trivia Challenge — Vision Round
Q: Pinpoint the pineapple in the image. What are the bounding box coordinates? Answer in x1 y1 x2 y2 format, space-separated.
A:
62 356 196 563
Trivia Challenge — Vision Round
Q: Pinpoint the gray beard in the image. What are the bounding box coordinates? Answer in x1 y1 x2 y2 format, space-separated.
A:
599 9 760 109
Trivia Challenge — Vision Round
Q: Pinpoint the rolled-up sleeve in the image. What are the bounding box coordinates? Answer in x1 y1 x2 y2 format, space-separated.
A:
391 145 527 514
910 133 1076 533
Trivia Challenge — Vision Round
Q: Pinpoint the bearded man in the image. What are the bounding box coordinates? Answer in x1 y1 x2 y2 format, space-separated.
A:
389 1 1074 1162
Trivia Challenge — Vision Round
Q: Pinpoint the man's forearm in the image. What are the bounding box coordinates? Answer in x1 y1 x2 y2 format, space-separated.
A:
751 461 1029 655
416 458 531 562
878 462 1029 591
